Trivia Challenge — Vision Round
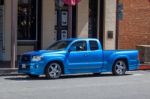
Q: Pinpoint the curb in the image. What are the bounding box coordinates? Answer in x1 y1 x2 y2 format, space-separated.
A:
139 64 150 70
0 68 20 76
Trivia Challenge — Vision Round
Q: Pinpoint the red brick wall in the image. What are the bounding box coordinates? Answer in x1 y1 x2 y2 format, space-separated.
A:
118 0 150 49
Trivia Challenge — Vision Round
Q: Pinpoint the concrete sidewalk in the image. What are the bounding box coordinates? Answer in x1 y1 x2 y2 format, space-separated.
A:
0 61 19 76
0 64 150 76
0 68 18 76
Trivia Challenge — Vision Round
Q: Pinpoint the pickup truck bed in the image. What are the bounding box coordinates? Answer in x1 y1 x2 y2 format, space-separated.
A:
102 50 139 72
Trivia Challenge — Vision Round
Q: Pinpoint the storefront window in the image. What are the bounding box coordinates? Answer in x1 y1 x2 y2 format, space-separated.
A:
18 0 37 41
0 0 4 5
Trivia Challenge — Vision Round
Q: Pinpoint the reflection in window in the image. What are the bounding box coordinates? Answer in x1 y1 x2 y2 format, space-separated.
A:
47 41 72 50
18 0 37 40
89 41 99 50
71 41 87 51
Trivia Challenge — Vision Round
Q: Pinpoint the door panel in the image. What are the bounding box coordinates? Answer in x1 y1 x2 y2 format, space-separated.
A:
86 40 103 72
86 50 103 69
66 41 89 73
67 51 89 69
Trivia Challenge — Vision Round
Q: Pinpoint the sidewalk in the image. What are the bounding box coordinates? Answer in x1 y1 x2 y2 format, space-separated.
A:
0 68 18 76
0 61 18 76
0 64 150 76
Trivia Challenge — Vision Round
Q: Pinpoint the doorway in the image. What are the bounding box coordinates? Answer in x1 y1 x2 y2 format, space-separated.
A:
89 0 104 47
89 0 98 38
17 0 42 55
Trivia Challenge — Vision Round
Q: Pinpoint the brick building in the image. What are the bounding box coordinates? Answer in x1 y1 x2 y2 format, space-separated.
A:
117 0 150 49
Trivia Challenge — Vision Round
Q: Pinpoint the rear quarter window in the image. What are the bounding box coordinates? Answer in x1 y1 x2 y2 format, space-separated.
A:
89 40 99 50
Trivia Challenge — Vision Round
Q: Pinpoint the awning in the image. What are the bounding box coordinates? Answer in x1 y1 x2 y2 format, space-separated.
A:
63 0 81 6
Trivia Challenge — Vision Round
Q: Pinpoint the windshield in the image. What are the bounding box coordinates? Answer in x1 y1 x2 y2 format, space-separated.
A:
47 40 72 50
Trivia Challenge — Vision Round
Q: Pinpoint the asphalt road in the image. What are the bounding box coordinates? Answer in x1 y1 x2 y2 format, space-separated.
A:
0 70 150 99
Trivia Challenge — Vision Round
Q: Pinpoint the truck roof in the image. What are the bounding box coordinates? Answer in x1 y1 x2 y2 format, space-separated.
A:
64 38 98 41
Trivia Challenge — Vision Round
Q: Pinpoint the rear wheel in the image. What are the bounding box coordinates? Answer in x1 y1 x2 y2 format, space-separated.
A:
45 62 62 79
112 60 127 75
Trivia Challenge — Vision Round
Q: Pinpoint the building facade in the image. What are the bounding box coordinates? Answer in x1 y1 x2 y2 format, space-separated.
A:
117 0 150 49
0 0 117 64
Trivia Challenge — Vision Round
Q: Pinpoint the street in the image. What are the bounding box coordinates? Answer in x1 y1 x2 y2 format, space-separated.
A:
0 70 150 99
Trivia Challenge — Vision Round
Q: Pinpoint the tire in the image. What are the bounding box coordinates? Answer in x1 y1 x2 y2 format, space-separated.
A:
45 62 62 79
112 60 127 75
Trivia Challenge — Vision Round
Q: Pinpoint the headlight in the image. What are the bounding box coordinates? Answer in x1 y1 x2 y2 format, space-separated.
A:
32 56 42 62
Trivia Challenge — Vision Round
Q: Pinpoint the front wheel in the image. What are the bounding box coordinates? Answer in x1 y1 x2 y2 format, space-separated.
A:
112 60 127 75
45 62 62 79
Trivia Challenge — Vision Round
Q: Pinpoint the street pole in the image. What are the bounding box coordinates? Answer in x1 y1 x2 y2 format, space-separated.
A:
11 0 17 68
57 2 61 40
68 5 72 38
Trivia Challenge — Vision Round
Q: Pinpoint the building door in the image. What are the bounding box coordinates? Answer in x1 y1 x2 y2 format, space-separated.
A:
99 0 104 47
0 0 4 60
89 0 98 38
88 0 104 47
17 0 41 55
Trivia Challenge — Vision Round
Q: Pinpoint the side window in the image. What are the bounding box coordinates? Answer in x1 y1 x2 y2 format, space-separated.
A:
89 40 99 50
71 41 87 51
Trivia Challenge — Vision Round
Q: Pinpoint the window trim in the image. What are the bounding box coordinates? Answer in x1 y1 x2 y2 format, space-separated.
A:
70 41 87 52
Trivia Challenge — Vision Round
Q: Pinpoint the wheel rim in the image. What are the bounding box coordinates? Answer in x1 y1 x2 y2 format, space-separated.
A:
48 63 61 78
115 61 126 75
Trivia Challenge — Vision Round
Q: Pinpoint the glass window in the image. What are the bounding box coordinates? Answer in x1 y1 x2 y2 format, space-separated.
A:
71 41 87 51
18 0 37 40
89 40 99 50
0 0 4 5
47 40 72 50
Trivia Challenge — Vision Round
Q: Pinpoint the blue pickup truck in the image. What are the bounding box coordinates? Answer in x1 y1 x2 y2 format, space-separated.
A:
18 38 139 79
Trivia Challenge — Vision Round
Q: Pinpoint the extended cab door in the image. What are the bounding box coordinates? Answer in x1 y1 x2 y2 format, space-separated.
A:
67 41 89 72
86 40 103 71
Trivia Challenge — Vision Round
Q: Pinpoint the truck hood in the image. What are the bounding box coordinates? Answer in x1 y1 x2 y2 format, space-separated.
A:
23 50 66 56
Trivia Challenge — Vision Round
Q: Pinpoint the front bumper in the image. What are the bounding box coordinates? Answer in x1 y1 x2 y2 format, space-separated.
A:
18 61 45 75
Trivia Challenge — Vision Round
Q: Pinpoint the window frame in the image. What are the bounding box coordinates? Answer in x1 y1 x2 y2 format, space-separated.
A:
70 41 87 52
17 0 39 41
